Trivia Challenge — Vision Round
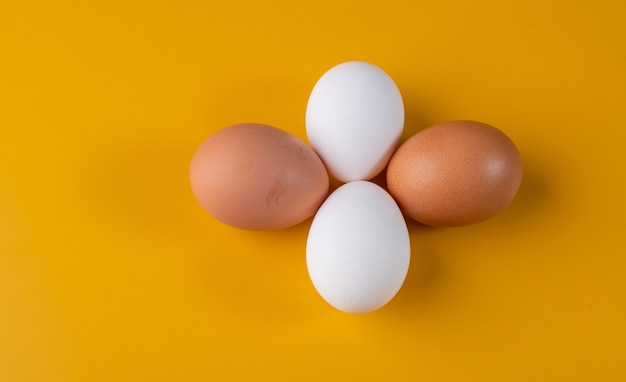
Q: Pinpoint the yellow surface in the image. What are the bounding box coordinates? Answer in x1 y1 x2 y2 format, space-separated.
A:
2 0 625 380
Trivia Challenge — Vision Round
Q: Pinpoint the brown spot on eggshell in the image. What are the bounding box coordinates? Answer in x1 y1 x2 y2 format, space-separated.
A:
386 120 523 227
265 172 290 207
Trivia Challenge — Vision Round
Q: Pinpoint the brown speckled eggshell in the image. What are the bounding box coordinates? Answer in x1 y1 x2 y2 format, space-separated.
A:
386 120 522 227
189 123 329 230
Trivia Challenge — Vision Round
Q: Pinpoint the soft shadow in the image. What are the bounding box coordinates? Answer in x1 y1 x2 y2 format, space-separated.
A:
84 139 206 238
192 217 323 323
494 151 553 227
377 218 445 317
399 87 440 142
514 160 550 212
369 167 388 189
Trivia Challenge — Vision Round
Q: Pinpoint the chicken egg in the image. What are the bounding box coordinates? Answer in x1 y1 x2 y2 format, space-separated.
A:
387 120 523 227
306 61 404 182
306 181 410 313
189 123 329 230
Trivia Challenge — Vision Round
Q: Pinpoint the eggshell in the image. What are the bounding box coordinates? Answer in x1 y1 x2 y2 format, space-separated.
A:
306 181 410 313
306 61 404 182
189 123 329 230
387 120 523 227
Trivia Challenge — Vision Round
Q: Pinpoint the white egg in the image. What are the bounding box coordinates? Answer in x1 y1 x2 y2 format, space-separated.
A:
305 61 405 182
306 181 410 313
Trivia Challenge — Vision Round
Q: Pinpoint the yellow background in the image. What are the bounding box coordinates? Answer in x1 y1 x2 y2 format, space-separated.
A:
2 0 625 380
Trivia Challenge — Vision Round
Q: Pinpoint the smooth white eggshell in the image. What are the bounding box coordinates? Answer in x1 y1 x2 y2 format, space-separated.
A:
306 181 410 313
306 61 405 182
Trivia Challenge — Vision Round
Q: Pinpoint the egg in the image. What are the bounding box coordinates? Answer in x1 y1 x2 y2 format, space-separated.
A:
387 120 523 227
306 181 410 313
306 61 404 182
189 123 329 230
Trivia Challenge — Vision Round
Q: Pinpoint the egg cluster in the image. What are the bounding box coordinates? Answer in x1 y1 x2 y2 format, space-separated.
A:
190 61 523 314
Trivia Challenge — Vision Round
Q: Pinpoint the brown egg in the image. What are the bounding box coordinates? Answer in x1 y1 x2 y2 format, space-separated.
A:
387 120 522 227
189 123 329 230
